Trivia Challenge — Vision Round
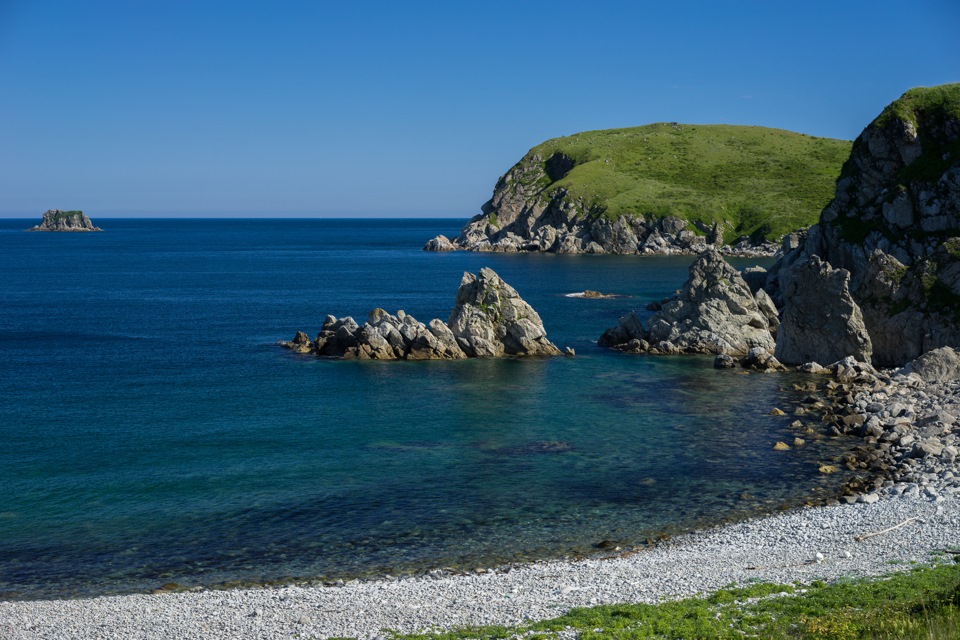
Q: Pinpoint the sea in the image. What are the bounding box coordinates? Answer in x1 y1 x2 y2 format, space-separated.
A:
0 218 859 600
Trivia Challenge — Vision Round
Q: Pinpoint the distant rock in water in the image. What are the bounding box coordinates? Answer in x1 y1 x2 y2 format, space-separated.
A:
27 209 102 232
282 267 561 360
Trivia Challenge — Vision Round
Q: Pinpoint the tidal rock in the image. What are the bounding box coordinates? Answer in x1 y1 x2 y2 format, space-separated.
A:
283 269 560 361
775 255 873 365
423 235 458 252
27 209 101 232
599 249 775 356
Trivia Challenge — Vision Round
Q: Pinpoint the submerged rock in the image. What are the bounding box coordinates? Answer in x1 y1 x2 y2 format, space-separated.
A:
282 268 560 360
27 209 101 232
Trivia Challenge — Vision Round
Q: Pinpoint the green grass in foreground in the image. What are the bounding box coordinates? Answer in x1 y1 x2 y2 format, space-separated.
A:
379 561 960 639
520 123 851 243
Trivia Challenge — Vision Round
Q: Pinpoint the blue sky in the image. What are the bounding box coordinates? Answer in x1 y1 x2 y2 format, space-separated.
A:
1 1 957 218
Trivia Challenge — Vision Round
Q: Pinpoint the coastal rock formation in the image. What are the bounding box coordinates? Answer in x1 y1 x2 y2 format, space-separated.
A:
766 84 960 366
27 209 101 232
448 268 561 357
598 249 776 356
282 268 560 360
424 123 849 256
423 235 457 251
775 255 873 365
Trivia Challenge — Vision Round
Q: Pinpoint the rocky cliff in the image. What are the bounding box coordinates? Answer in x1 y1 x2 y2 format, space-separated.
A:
426 124 849 256
769 84 960 366
28 209 102 232
282 268 561 360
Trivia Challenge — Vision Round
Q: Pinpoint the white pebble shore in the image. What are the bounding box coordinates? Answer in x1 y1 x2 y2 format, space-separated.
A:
2 492 958 639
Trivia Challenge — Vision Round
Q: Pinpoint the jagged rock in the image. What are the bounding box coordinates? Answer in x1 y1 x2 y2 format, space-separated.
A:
766 84 960 366
775 255 873 366
901 346 960 384
423 235 457 251
283 269 559 360
27 209 101 232
598 249 776 356
448 268 561 357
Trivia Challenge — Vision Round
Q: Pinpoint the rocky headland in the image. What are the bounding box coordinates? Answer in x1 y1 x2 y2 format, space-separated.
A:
425 123 849 256
765 84 960 367
282 268 562 360
598 84 960 509
27 209 102 232
600 85 959 368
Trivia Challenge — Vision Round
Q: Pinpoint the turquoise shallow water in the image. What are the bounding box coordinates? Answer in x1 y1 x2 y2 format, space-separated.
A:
0 218 857 599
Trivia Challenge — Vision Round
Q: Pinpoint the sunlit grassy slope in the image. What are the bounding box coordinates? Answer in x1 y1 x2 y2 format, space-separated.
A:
524 123 851 242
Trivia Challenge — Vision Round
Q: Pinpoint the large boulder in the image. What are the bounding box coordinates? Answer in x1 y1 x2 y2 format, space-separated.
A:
282 268 560 360
901 346 960 383
775 255 873 365
598 249 776 356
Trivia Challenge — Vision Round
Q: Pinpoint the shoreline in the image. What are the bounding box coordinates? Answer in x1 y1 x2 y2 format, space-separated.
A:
2 364 957 639
1 492 956 639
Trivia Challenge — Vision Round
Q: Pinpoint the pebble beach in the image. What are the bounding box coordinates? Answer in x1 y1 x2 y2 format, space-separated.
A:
1 492 957 640
3 357 959 640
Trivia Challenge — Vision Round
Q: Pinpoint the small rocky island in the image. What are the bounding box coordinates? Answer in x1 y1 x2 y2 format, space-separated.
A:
283 267 563 360
27 209 102 232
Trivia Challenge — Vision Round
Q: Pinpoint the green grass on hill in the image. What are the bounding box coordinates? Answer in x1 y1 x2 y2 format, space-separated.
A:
383 560 960 639
50 210 85 221
521 123 851 243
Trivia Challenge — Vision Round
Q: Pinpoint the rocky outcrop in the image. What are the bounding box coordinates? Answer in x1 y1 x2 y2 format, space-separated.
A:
447 268 561 357
598 249 776 356
766 84 960 367
775 255 873 365
423 235 457 251
282 268 560 360
27 209 101 232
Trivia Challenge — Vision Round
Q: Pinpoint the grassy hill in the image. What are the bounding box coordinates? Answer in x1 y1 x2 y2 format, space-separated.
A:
523 123 851 242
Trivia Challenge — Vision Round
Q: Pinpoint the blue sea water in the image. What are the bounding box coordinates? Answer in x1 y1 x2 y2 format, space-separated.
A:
0 218 857 600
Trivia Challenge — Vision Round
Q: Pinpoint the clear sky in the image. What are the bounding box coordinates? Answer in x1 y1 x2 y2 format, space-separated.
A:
1 0 957 218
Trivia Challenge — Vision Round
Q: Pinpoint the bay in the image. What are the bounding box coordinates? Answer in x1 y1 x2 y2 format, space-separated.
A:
0 218 856 599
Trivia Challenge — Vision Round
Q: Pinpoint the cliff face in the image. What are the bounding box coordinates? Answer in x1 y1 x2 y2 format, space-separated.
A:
28 210 102 232
426 123 850 256
450 152 728 255
771 84 960 366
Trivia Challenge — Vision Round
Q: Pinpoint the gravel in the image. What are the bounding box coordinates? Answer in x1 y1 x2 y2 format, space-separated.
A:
2 493 958 639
